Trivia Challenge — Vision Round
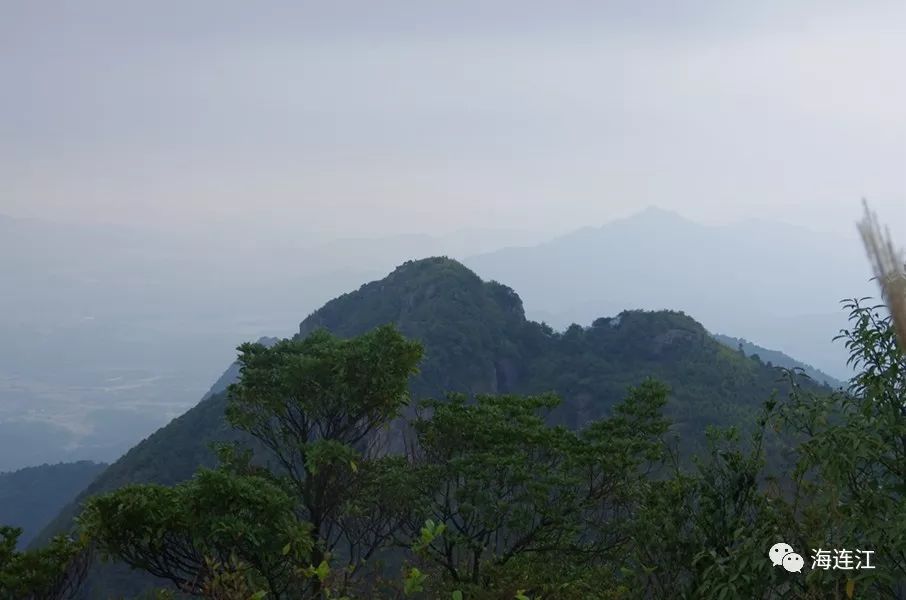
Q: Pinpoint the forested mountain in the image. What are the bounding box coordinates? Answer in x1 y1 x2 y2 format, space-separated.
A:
713 333 844 388
37 258 821 581
2 208 860 471
39 259 819 540
464 206 872 380
295 258 818 440
0 461 106 549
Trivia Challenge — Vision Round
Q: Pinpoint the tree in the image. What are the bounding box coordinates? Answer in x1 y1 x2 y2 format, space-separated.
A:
764 204 906 598
81 325 424 599
404 381 669 598
0 526 89 600
628 415 789 599
79 468 312 597
778 298 906 598
225 324 424 596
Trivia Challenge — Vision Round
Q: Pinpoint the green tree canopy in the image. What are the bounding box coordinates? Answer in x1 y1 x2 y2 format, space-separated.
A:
0 526 88 600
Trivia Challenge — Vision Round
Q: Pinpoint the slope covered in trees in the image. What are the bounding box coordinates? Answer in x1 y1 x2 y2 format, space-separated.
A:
35 258 829 596
463 206 869 380
61 295 906 598
40 259 817 540
713 333 844 388
294 258 818 441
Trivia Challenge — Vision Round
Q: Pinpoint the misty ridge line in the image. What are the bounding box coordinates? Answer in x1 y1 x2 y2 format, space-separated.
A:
0 205 883 473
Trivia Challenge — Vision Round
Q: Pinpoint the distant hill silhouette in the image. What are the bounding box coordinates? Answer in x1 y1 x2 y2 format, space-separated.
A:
464 206 872 380
0 461 106 548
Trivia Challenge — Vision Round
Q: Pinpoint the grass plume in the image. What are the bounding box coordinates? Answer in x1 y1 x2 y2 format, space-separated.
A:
858 199 906 351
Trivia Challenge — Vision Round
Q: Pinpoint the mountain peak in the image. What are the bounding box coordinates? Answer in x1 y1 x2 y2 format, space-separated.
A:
540 206 696 246
298 257 525 340
386 256 481 283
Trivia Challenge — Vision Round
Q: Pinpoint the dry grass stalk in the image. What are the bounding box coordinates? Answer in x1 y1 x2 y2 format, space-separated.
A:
857 200 906 351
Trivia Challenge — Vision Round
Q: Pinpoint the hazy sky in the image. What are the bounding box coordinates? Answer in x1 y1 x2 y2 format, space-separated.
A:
2 1 904 239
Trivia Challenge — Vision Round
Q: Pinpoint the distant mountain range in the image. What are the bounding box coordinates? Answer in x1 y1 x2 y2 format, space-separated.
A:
0 213 540 470
36 258 829 597
464 206 873 380
0 461 106 549
2 207 866 470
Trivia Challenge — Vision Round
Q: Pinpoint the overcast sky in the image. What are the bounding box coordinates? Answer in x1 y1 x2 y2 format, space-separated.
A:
2 1 904 240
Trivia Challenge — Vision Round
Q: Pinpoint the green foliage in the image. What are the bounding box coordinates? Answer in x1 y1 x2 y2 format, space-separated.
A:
79 468 312 596
776 299 906 597
32 384 243 553
622 297 906 599
712 334 843 388
0 526 89 599
40 258 817 561
404 382 668 598
225 324 424 596
628 418 788 599
403 567 427 596
412 519 446 554
33 260 905 598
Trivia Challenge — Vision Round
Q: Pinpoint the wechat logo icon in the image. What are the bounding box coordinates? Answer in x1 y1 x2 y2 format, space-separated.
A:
769 542 804 573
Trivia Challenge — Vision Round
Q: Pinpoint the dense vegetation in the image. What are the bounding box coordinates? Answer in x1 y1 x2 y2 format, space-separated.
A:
0 461 106 549
0 526 89 599
36 260 817 555
12 257 905 598
16 295 897 599
712 334 844 388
